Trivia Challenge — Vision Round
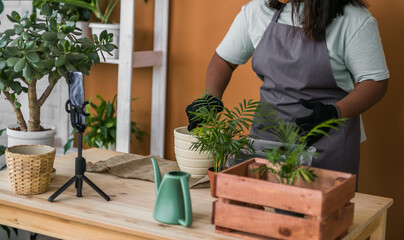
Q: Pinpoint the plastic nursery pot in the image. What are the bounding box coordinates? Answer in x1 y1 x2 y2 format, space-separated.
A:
208 167 217 198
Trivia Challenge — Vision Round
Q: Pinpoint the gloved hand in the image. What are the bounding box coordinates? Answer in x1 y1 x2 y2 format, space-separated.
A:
295 99 339 146
186 94 224 131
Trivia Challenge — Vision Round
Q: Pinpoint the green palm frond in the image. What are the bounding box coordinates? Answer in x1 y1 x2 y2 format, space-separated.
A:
190 97 267 172
261 114 346 185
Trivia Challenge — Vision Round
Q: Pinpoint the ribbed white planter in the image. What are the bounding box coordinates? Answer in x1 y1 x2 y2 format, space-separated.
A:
76 21 91 38
174 126 213 177
7 124 56 147
89 23 120 60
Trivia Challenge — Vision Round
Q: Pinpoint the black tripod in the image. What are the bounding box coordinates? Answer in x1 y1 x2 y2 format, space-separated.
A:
48 100 110 202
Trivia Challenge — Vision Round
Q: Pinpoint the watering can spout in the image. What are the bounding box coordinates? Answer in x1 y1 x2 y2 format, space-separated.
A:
151 157 161 194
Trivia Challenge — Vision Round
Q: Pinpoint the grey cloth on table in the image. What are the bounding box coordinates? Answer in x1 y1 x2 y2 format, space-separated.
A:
86 153 210 189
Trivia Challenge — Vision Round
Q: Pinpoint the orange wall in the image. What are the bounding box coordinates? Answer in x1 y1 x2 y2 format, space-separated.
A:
358 1 404 239
85 1 404 238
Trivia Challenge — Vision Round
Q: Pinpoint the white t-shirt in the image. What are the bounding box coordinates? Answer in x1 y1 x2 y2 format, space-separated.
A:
216 0 390 142
216 0 390 93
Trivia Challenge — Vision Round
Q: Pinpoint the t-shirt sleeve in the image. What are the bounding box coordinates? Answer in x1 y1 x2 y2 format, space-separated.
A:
345 16 390 83
216 6 254 65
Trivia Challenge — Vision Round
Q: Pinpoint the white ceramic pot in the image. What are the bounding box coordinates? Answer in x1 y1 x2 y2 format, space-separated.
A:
177 164 210 177
173 126 214 177
175 156 214 168
76 21 91 38
89 23 120 60
174 146 211 159
7 124 56 147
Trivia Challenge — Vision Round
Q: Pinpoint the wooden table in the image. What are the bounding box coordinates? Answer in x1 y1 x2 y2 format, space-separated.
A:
0 149 393 240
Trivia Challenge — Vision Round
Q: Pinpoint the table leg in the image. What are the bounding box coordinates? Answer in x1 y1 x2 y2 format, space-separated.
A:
351 211 388 240
370 211 387 240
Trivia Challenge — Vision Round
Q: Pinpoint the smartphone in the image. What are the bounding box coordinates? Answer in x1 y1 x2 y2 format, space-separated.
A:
67 71 86 127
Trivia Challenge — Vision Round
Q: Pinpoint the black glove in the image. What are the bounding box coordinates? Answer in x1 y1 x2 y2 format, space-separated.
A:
295 99 339 146
186 94 224 131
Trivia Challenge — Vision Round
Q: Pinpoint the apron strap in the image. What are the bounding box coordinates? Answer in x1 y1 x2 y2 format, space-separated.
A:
271 3 285 23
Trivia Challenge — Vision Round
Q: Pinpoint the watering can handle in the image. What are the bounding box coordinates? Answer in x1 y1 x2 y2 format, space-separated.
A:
178 176 192 227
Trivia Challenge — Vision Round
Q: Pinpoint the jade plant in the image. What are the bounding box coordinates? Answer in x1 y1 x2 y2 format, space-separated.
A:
189 98 273 173
64 94 145 153
256 118 346 185
0 4 116 132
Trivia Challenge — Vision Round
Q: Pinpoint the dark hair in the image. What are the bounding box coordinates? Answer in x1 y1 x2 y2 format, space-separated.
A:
267 0 368 41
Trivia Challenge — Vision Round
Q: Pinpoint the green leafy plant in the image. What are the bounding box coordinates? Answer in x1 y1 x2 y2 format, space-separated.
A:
190 98 267 173
256 118 346 185
41 0 147 24
64 94 145 153
0 4 117 132
33 0 92 22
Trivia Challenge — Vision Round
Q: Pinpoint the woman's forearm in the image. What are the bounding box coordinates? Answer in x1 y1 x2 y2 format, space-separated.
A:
206 52 238 99
336 79 389 118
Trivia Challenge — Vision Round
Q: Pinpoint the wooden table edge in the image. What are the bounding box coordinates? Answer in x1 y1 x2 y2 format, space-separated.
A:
0 198 173 240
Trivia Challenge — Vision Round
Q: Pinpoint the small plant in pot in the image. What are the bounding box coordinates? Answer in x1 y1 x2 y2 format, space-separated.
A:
0 4 116 146
189 97 272 197
64 94 145 153
256 118 346 185
253 118 346 216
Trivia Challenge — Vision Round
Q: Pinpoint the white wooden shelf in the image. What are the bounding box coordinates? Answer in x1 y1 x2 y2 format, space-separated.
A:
101 51 163 68
115 0 169 157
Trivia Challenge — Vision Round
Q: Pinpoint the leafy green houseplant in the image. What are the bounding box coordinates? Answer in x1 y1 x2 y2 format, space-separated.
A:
0 4 116 133
33 0 92 22
64 94 145 153
189 98 263 173
39 0 149 24
256 118 346 185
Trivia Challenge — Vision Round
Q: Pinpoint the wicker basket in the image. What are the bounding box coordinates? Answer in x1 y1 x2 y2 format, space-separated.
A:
5 145 56 195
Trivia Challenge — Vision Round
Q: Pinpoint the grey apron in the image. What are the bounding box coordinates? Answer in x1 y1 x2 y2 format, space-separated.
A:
250 4 361 176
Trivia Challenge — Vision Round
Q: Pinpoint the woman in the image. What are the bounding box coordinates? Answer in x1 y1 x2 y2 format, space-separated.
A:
186 0 389 176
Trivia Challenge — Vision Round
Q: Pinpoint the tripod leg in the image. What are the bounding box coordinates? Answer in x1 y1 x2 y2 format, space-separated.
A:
82 176 110 201
48 176 77 202
77 177 83 197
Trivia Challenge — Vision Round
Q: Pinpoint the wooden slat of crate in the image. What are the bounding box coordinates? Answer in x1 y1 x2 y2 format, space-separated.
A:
213 202 355 240
322 176 355 218
216 158 356 217
321 203 354 239
216 172 324 216
213 200 321 239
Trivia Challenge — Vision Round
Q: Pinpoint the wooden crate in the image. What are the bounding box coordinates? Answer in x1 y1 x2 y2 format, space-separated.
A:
212 158 356 240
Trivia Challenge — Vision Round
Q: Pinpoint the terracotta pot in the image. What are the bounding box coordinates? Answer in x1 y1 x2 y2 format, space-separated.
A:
208 167 217 198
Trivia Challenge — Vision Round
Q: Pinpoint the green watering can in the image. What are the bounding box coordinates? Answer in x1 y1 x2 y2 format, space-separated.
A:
151 158 192 227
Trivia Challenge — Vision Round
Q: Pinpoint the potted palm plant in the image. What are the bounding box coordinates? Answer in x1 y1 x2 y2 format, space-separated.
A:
0 3 116 147
189 97 271 197
211 118 356 240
